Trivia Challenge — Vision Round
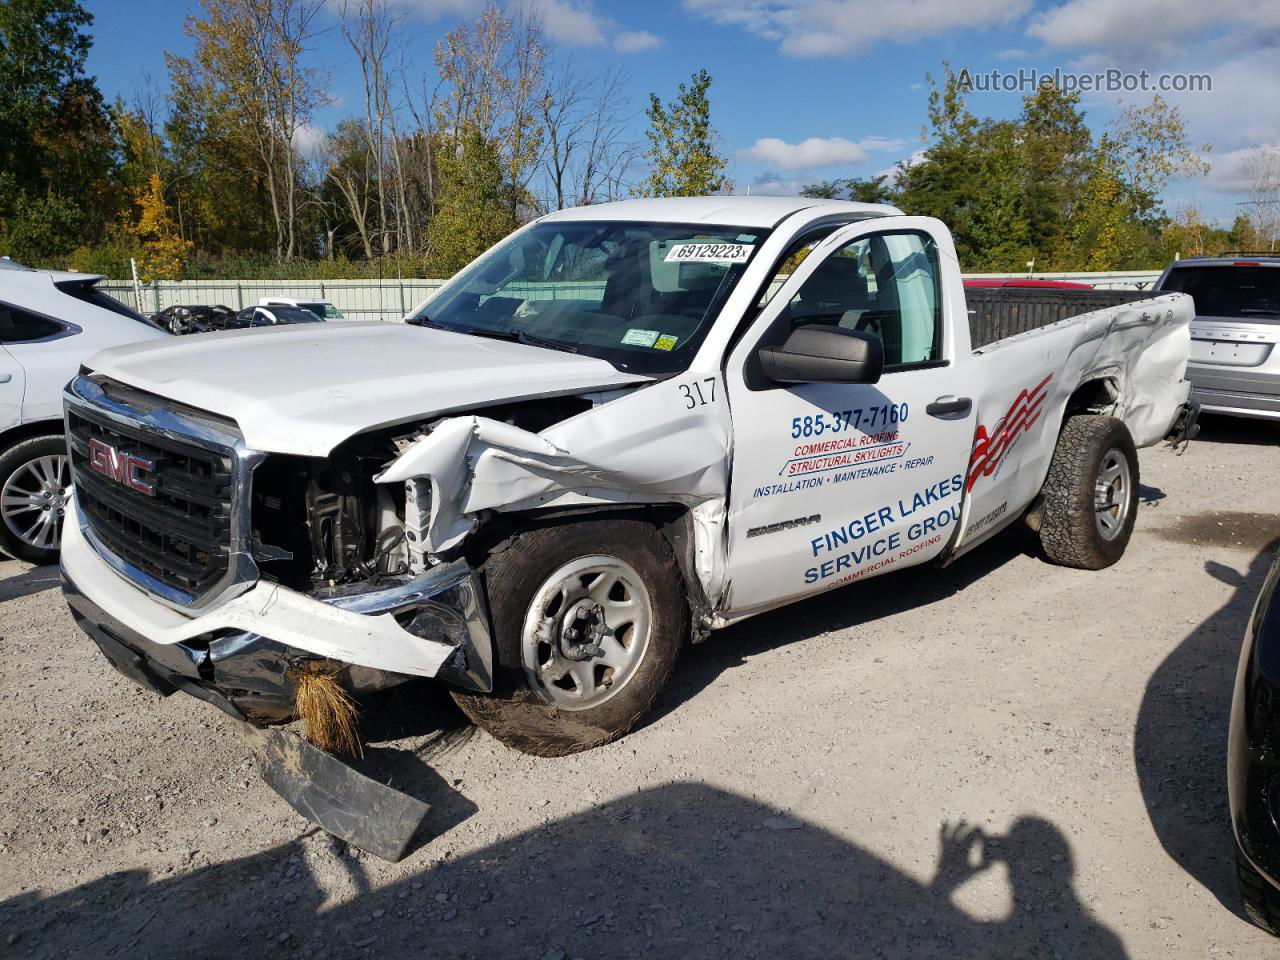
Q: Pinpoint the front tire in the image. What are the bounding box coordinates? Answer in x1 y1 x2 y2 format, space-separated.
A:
1038 415 1139 570
1238 849 1280 935
451 519 687 757
0 434 71 564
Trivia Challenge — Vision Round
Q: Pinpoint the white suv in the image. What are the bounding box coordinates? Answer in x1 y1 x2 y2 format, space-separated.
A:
257 296 343 320
0 259 166 562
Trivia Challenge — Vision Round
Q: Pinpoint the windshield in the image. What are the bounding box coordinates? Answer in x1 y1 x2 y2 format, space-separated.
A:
265 307 321 324
298 301 342 319
412 220 770 375
1161 265 1280 321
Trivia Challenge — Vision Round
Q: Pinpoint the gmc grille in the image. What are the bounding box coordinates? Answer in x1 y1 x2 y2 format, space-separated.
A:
67 400 235 601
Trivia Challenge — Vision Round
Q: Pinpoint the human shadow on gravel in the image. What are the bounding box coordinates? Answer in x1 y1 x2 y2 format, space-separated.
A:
656 521 1042 723
1 783 1128 960
1135 538 1280 917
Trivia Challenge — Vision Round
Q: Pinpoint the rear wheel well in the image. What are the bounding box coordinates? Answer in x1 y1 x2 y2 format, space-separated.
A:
1063 378 1118 418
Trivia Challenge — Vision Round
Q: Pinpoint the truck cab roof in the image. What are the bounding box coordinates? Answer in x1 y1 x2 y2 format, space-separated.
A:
1165 255 1280 267
539 196 903 229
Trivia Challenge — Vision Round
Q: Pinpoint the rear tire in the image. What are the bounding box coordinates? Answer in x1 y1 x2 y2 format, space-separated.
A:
451 519 686 757
0 434 71 564
1238 848 1280 935
1038 415 1138 570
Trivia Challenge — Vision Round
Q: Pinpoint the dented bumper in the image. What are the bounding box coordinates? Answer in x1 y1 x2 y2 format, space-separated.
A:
61 499 494 723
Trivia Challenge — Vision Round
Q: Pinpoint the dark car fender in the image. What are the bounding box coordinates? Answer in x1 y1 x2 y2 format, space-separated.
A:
1229 546 1280 884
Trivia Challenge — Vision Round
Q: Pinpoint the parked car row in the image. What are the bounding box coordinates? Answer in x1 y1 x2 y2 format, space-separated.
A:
1155 254 1280 422
151 297 342 334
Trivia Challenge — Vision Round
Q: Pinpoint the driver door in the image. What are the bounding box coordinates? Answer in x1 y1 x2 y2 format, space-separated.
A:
721 219 975 619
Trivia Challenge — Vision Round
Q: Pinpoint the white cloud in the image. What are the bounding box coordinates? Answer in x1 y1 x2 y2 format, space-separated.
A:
742 173 809 196
739 135 905 171
1203 145 1280 194
859 136 907 153
291 122 328 157
684 0 1031 57
614 30 661 53
1117 49 1280 150
877 149 927 185
1028 0 1212 52
395 0 486 17
1027 0 1280 59
995 47 1027 59
519 0 607 46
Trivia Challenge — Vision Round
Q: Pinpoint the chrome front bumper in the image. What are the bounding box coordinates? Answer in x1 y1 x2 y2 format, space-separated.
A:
61 500 493 723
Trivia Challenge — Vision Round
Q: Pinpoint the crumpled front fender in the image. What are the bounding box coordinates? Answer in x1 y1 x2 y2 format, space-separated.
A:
376 375 734 605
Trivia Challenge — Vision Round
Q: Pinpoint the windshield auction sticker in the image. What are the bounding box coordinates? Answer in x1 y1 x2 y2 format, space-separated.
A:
621 328 660 347
664 242 753 263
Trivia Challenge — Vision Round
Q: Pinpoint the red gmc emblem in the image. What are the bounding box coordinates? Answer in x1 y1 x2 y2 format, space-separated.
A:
87 437 156 496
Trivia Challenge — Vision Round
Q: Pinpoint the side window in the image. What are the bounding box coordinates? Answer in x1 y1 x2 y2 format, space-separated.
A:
784 231 942 369
756 227 840 308
0 304 65 344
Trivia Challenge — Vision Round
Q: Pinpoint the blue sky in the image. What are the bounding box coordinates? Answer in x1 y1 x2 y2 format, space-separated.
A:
84 0 1280 224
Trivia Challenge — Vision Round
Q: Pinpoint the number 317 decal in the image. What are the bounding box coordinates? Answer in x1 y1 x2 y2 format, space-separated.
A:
679 377 718 409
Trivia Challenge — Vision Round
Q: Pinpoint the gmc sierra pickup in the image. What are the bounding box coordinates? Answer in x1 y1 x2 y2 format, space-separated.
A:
61 196 1198 765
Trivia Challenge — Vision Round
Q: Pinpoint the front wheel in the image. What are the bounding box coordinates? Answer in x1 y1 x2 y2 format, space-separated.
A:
0 434 71 564
451 519 687 757
1038 415 1139 570
1238 848 1280 935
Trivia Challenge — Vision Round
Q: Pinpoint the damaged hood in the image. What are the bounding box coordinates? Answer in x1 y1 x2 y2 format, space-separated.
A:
84 321 649 455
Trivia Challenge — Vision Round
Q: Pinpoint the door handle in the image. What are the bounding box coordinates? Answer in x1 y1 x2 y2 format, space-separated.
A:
0 374 11 383
926 395 972 418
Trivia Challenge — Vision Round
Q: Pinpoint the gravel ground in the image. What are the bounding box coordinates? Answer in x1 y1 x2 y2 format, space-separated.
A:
1 415 1279 960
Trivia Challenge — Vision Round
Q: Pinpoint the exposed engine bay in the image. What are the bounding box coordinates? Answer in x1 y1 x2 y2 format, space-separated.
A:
250 395 596 593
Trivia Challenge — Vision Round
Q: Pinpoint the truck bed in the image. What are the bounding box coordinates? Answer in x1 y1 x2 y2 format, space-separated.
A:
968 288 1150 350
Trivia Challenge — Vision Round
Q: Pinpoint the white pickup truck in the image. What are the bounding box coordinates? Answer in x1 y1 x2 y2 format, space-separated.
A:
62 197 1198 762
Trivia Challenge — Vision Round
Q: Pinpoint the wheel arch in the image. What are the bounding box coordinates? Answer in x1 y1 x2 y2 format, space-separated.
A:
1062 377 1120 419
467 502 713 638
0 418 66 452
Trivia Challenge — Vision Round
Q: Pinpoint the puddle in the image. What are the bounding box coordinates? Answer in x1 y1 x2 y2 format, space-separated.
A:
1154 511 1280 552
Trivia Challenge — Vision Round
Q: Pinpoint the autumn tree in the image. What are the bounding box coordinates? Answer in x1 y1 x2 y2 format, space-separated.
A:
167 0 326 261
894 65 1031 268
428 129 514 274
1055 136 1148 269
127 173 192 280
642 69 729 197
321 119 379 259
428 4 544 269
1109 95 1209 218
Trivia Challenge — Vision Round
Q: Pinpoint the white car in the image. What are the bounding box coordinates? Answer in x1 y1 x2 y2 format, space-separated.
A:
257 296 343 320
0 259 166 562
62 197 1197 774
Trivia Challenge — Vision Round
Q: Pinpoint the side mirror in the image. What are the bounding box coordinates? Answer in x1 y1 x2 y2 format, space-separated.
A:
758 325 884 385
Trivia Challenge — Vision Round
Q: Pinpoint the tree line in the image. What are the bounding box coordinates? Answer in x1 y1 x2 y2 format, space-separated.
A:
1 0 1271 282
797 67 1277 271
